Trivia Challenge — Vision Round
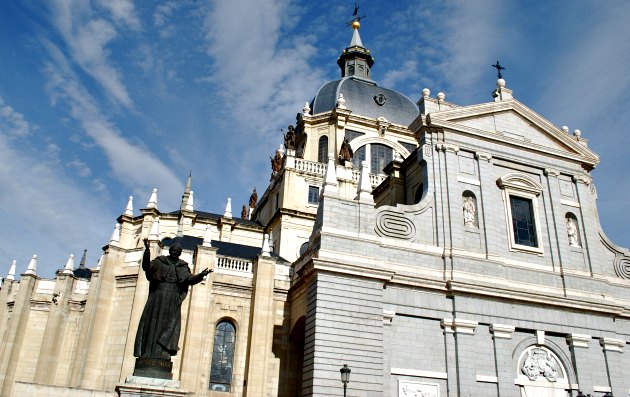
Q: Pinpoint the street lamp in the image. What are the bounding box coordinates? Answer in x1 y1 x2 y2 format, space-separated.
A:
340 364 351 397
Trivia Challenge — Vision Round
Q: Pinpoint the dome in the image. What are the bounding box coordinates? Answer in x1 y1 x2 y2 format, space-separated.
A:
311 76 420 126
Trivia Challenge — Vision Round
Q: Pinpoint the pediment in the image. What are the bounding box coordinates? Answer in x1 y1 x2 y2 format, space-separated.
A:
426 100 599 167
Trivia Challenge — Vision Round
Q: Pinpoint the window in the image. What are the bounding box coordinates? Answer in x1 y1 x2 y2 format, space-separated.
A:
318 136 328 163
345 129 364 141
352 145 366 169
497 173 544 254
209 321 236 392
371 143 392 174
308 186 319 204
399 141 417 155
510 196 537 246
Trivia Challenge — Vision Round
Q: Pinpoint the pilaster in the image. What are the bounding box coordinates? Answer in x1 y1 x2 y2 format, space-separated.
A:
600 338 626 396
567 333 594 394
0 273 37 397
475 151 501 260
490 323 517 397
243 255 277 397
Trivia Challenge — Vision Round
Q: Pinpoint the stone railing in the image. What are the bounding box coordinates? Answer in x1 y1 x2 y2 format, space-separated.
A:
293 158 326 176
351 170 387 187
216 256 252 273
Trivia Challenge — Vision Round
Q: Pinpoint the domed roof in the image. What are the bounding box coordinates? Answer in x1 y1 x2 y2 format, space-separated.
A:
311 76 419 126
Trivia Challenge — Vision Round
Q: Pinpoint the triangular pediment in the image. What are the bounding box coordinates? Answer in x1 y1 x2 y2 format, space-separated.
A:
426 100 599 167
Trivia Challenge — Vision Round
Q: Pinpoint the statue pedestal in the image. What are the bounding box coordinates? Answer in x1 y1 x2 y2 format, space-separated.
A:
116 376 189 397
133 357 173 379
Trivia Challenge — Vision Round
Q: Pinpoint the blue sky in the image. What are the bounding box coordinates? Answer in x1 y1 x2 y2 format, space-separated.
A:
1 0 629 278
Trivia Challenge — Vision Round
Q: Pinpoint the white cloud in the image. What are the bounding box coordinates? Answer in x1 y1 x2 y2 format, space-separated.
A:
41 37 183 204
96 0 141 30
0 96 32 138
49 0 133 108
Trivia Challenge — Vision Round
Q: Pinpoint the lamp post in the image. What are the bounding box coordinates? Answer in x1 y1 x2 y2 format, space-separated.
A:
340 364 351 397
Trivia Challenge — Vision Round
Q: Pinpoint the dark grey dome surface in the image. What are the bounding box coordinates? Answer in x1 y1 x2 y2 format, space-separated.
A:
311 77 419 126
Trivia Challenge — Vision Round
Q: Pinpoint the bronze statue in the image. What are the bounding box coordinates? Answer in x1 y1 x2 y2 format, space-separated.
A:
134 239 211 365
284 125 297 150
241 205 247 219
338 137 354 162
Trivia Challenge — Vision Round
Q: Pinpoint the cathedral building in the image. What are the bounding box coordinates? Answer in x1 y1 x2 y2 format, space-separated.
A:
0 21 629 397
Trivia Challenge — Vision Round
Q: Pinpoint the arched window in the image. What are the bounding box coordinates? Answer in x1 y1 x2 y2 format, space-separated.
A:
370 143 392 174
209 320 236 392
318 136 328 163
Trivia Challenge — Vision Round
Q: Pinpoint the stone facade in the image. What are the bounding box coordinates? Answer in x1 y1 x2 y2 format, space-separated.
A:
1 23 629 397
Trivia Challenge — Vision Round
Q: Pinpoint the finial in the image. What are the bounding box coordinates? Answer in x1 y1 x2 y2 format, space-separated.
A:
422 88 431 99
355 160 374 202
147 188 158 209
345 1 366 29
124 195 133 216
63 254 75 275
224 198 233 218
7 260 16 281
573 129 582 138
25 255 38 275
491 61 505 79
562 126 569 134
437 92 445 102
79 249 87 268
185 190 194 212
303 101 311 115
109 223 121 245
148 217 160 241
336 93 347 109
203 224 212 247
278 143 285 157
261 234 271 257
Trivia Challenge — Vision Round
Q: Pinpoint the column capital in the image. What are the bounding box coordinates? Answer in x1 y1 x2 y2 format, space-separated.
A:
475 151 492 162
544 168 560 177
441 318 478 334
600 337 625 352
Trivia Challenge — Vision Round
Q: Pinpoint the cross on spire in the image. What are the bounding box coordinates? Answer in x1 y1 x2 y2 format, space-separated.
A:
492 61 505 79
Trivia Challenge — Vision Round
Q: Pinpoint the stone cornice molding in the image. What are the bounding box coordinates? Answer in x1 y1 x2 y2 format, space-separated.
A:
599 337 625 352
435 141 460 153
490 323 516 339
441 318 478 334
566 333 592 348
426 99 599 167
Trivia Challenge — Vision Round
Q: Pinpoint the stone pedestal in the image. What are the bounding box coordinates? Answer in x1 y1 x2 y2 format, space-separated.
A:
133 358 173 379
116 376 189 397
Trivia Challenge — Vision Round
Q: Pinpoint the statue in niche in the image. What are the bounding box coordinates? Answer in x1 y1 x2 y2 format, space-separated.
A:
463 196 476 227
338 137 354 163
567 218 579 247
270 150 283 173
133 239 211 377
283 125 297 150
521 348 558 382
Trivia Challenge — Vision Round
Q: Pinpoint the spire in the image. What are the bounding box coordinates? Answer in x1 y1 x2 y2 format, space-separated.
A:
7 260 16 281
224 198 233 219
124 196 133 216
79 249 87 268
185 190 194 212
25 255 37 276
109 223 121 245
73 249 92 279
337 20 374 79
181 172 192 211
63 254 75 275
147 188 158 210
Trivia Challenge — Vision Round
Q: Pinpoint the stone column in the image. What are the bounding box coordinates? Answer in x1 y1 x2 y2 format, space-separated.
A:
243 255 277 397
490 323 517 397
